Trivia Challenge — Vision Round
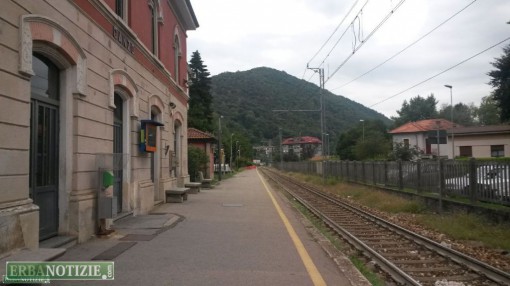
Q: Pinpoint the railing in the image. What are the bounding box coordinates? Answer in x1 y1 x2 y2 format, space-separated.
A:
276 158 510 206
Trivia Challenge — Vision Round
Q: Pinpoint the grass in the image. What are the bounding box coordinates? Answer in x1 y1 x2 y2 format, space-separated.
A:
287 172 510 251
417 213 510 250
350 256 385 286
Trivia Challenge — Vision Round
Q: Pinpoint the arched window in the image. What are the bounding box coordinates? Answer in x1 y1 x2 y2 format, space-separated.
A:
174 34 181 83
148 0 159 56
173 120 182 177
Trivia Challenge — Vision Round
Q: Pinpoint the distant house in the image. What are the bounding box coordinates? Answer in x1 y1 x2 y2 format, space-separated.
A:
389 119 456 158
448 125 510 158
390 120 510 159
188 128 216 179
282 136 322 159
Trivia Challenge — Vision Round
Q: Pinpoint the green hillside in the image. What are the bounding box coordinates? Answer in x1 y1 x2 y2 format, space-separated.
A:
211 67 390 144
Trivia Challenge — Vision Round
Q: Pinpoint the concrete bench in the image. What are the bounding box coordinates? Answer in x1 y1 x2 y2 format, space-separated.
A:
199 171 213 189
165 188 189 203
184 182 201 194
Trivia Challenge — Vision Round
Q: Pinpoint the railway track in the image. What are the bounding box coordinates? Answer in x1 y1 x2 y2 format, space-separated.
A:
260 167 510 286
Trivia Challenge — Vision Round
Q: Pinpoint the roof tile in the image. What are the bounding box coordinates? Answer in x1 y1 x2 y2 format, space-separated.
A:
389 119 457 134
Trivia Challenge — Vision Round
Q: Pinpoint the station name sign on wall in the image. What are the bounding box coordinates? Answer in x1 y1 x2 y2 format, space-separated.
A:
113 27 135 54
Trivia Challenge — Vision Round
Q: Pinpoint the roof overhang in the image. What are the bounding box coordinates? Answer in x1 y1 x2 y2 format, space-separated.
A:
141 119 164 127
171 0 199 31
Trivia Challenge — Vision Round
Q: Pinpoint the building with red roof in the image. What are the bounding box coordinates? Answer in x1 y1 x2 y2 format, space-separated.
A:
282 136 322 160
188 128 216 179
390 119 510 159
389 119 456 158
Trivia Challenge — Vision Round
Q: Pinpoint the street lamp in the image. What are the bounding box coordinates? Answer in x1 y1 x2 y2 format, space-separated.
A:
445 84 454 159
360 119 365 143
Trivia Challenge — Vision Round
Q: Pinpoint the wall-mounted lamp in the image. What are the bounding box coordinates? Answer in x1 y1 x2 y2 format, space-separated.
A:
169 102 177 109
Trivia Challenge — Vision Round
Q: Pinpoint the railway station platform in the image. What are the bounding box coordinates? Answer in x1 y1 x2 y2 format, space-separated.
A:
49 168 369 285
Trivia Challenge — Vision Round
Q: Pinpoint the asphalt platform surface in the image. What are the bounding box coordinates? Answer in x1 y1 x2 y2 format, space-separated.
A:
51 168 368 286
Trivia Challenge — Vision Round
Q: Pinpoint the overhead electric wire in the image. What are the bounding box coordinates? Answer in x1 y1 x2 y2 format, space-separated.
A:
302 0 361 80
369 36 510 108
326 0 407 84
330 0 478 91
316 0 372 72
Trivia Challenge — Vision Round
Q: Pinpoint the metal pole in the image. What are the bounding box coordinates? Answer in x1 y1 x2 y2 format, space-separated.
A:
230 133 234 170
236 140 239 169
279 128 283 169
360 119 365 143
436 120 440 159
445 85 454 159
218 116 222 181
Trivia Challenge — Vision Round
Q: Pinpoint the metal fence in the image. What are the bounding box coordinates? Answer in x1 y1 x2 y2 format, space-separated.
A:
276 159 510 206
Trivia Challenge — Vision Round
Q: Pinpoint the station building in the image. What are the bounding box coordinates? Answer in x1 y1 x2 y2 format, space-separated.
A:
0 0 198 255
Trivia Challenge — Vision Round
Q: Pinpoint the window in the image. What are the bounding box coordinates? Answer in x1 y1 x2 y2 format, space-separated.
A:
31 53 60 101
403 139 410 146
174 35 181 83
115 0 124 18
149 0 159 56
491 145 504 157
115 0 128 21
459 146 472 157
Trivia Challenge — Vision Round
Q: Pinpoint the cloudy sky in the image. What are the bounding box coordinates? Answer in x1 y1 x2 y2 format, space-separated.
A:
187 0 510 118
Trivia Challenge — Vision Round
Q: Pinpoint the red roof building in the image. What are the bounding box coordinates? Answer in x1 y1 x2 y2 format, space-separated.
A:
188 128 216 179
282 136 322 159
389 119 458 158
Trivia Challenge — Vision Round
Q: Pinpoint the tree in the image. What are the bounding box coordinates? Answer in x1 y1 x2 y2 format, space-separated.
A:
188 146 209 182
388 142 422 161
335 119 391 160
391 94 438 127
476 95 501 125
336 129 358 160
188 51 213 131
354 132 391 160
438 102 476 126
487 44 510 122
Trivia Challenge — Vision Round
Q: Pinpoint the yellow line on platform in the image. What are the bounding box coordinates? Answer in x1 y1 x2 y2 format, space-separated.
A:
257 169 327 286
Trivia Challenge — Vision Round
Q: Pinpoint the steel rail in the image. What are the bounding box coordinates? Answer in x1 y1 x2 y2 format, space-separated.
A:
285 179 421 285
261 168 510 285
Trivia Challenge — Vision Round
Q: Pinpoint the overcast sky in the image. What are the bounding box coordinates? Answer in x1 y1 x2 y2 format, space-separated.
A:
187 0 510 118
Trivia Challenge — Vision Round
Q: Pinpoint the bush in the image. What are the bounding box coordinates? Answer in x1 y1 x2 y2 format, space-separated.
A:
188 146 209 181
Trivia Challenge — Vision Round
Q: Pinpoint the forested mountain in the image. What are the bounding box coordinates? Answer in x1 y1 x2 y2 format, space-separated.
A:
211 67 391 144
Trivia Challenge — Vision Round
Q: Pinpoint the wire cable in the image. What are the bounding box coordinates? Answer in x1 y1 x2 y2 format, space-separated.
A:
302 0 362 80
369 36 510 108
326 0 407 84
317 0 372 72
330 0 478 91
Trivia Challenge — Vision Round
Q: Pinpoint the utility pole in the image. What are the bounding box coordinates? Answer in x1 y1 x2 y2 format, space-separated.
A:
445 85 454 159
279 128 283 170
218 117 222 181
307 66 325 183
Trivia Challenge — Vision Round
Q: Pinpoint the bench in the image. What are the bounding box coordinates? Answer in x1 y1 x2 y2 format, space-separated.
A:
165 188 189 203
199 171 214 189
184 182 201 194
